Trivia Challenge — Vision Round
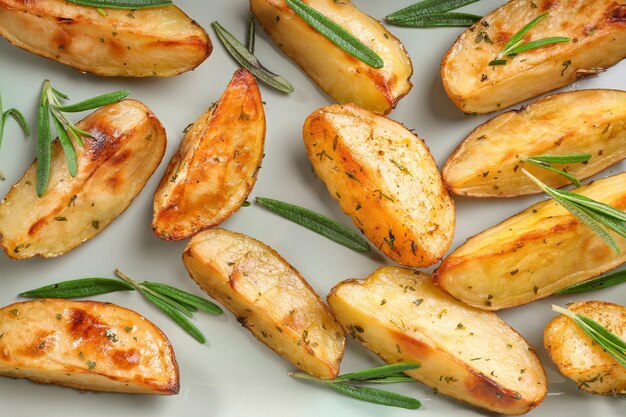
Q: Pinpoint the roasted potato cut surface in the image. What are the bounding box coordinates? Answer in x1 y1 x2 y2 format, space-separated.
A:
153 69 265 240
250 0 412 114
0 0 211 77
441 0 626 114
303 104 455 268
544 301 626 395
182 229 345 379
434 173 626 310
0 299 178 394
0 99 166 259
443 89 626 197
328 267 547 415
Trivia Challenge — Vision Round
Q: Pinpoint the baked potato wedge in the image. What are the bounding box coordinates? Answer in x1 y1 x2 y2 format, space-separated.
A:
250 0 412 114
153 69 265 240
443 89 626 197
303 104 455 268
434 173 626 310
0 99 166 259
0 299 178 394
441 0 626 114
0 0 211 77
182 229 345 379
328 267 547 415
544 301 626 395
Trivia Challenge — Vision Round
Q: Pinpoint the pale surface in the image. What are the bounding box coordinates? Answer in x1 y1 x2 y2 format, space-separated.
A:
0 1 624 416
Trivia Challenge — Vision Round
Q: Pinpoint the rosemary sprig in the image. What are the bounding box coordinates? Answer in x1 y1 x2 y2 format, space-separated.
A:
65 0 171 9
523 169 626 253
556 268 626 294
212 22 294 93
386 0 481 28
488 13 570 66
289 363 421 409
19 270 223 344
522 153 591 187
255 197 370 252
0 92 30 180
285 0 384 69
36 80 128 197
552 305 626 367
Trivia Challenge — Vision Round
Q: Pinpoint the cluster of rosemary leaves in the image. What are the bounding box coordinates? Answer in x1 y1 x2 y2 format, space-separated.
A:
387 0 481 28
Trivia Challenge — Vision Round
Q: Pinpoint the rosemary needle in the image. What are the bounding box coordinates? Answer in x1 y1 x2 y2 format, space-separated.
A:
65 0 172 9
0 91 30 181
556 268 626 294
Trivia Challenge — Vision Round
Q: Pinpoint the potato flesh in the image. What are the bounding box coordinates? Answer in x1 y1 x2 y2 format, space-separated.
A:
183 229 345 379
0 299 178 394
0 0 211 77
441 0 626 114
303 104 454 267
544 301 626 395
443 89 626 197
328 267 546 415
250 0 412 114
434 173 626 310
0 100 166 259
152 69 265 240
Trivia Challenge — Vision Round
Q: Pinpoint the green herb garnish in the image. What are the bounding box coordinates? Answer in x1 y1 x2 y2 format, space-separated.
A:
36 80 128 196
290 363 421 409
522 153 592 187
488 13 570 66
0 92 30 181
246 15 256 54
523 169 626 253
19 278 134 298
285 0 383 69
552 305 626 367
555 268 626 294
65 0 171 9
386 0 481 28
255 197 370 252
212 22 294 93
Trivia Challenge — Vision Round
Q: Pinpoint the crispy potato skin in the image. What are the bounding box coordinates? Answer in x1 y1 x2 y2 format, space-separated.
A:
0 299 178 394
250 0 413 114
182 229 345 379
443 89 626 197
0 99 166 259
303 104 455 267
434 173 626 310
544 301 626 395
0 0 211 77
441 0 626 114
152 69 265 240
328 267 547 415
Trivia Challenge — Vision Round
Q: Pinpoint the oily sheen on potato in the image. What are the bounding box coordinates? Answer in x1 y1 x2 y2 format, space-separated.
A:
441 0 626 114
544 301 626 395
250 0 413 114
303 104 454 268
183 229 345 379
328 267 547 415
153 69 265 240
443 89 626 197
0 0 211 77
434 173 626 310
0 299 178 394
0 100 166 259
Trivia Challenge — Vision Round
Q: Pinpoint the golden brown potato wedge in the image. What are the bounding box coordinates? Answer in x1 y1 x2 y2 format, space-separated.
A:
0 0 211 77
328 267 547 415
0 99 166 259
250 0 412 114
303 103 455 267
434 173 626 310
182 229 345 379
443 89 626 197
0 299 178 394
441 0 626 114
152 69 265 240
544 301 626 395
